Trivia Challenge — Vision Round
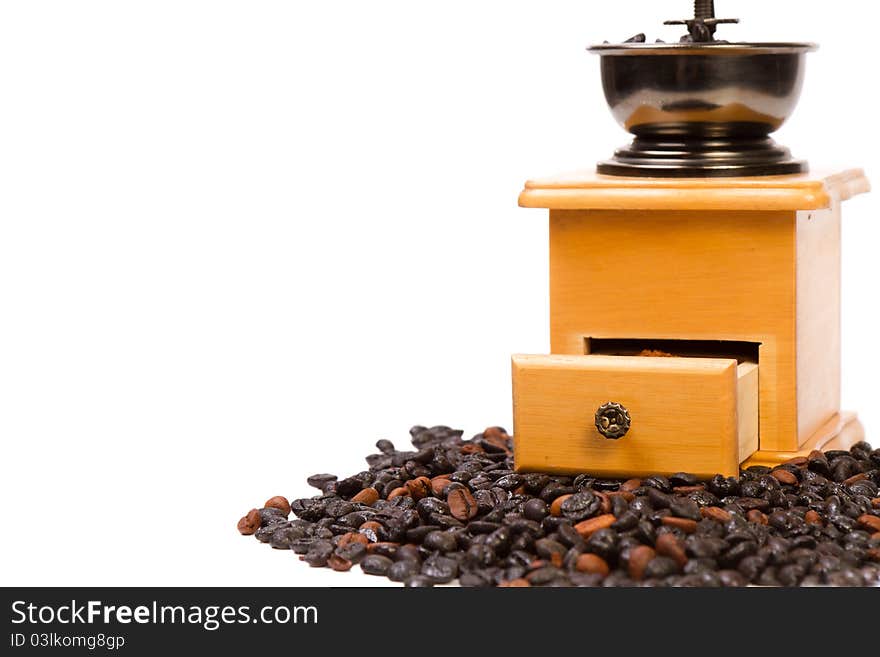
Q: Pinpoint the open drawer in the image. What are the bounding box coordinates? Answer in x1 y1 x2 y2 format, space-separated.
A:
512 354 758 478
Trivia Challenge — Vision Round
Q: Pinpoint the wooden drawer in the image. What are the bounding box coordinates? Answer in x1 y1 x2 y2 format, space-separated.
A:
512 354 758 478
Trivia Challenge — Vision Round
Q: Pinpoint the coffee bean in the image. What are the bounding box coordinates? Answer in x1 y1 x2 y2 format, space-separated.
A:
421 555 458 583
656 533 688 568
431 476 452 497
237 509 261 535
264 496 291 516
585 528 618 561
858 514 880 533
351 488 379 506
669 472 699 487
526 566 563 585
701 506 732 523
549 494 571 517
560 492 602 522
670 497 702 521
269 525 304 550
447 486 478 522
747 509 769 525
240 428 880 587
405 477 432 500
771 469 798 486
628 545 656 581
388 560 420 582
328 555 352 572
575 553 610 576
523 498 549 522
621 478 642 492
644 556 679 579
307 474 337 490
574 514 616 539
661 517 698 534
361 555 393 576
303 541 334 567
423 530 458 553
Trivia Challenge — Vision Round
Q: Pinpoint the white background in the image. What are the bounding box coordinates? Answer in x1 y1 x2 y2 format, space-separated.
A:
1 1 877 586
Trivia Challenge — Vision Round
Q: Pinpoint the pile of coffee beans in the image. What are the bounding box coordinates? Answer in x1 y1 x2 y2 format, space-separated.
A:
237 426 880 587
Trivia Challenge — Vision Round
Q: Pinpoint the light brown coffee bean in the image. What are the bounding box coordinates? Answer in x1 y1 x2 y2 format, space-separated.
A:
431 476 452 497
499 578 530 587
351 487 379 506
405 477 432 500
872 498 880 509
263 496 291 516
661 517 698 533
857 514 880 533
628 545 656 581
701 506 732 523
805 510 823 526
237 509 261 535
459 444 485 455
574 514 616 539
339 532 369 547
621 478 642 492
783 456 809 468
447 486 478 521
843 472 868 486
387 486 410 500
359 521 383 533
596 491 612 514
771 469 798 486
747 509 769 525
673 485 705 494
328 555 352 572
656 533 688 568
575 553 610 576
607 491 635 502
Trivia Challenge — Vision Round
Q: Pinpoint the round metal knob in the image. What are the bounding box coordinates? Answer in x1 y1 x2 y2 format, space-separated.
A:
595 402 631 440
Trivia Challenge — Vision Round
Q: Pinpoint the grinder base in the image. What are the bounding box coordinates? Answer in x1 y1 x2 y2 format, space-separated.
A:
598 130 809 178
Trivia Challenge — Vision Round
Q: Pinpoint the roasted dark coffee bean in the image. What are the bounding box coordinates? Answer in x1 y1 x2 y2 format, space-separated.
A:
535 538 567 562
416 497 449 521
303 541 334 568
669 472 699 487
388 560 420 582
540 482 576 503
361 554 393 576
526 566 563 585
670 497 702 521
270 525 305 549
585 528 618 562
241 429 880 586
559 491 602 522
423 530 458 553
421 555 458 583
642 475 672 494
307 474 337 490
335 542 367 564
523 498 549 522
647 487 672 509
644 556 679 579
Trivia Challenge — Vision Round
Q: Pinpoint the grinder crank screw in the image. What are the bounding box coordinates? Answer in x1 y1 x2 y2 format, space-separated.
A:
664 0 739 43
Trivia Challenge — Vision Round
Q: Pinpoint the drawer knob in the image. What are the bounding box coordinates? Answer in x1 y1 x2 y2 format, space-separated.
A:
595 402 631 440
